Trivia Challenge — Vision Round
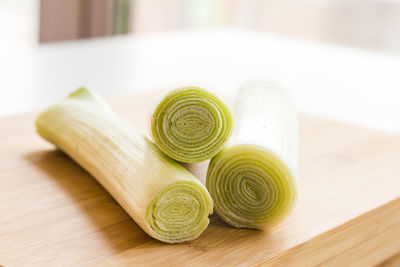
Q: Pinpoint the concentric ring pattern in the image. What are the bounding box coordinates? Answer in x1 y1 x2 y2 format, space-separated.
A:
146 181 213 243
206 144 298 229
151 87 232 163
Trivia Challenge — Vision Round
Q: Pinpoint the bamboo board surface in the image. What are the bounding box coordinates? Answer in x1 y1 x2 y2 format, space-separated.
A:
0 91 399 266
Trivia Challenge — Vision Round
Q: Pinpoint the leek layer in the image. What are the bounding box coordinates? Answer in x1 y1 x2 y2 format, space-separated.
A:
36 88 213 243
151 87 232 163
206 81 298 229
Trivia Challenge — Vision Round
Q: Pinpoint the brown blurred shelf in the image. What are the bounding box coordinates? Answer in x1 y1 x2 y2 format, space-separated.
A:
0 91 399 266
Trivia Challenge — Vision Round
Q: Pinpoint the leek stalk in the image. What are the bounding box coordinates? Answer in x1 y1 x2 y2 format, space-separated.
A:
35 88 213 243
206 81 298 229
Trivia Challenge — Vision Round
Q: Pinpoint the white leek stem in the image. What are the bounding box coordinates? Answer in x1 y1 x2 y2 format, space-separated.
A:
207 80 298 229
36 88 213 243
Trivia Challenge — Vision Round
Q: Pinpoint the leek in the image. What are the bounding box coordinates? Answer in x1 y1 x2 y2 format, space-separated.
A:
35 88 213 243
151 86 232 163
206 81 298 229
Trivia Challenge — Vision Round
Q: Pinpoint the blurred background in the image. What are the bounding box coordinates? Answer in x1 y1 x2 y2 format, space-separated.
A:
1 0 400 133
2 0 400 53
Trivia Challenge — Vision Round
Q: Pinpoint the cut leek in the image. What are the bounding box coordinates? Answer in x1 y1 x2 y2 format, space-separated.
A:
206 81 298 229
35 88 213 243
151 86 232 163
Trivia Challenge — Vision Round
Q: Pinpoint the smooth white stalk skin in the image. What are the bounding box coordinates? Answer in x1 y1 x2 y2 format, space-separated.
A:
207 81 298 229
35 88 213 243
234 81 298 171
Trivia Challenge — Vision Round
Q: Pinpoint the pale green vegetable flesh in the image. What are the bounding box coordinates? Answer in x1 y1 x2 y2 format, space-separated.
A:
151 86 233 163
35 88 213 243
206 81 298 229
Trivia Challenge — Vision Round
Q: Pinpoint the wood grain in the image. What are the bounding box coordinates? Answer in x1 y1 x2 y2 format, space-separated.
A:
0 90 399 266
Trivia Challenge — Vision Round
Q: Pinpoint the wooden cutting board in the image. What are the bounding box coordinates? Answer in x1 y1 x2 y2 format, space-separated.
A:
0 91 399 267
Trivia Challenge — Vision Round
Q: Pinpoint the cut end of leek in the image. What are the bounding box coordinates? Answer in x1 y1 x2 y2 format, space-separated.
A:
207 144 297 229
146 181 213 243
151 86 233 163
